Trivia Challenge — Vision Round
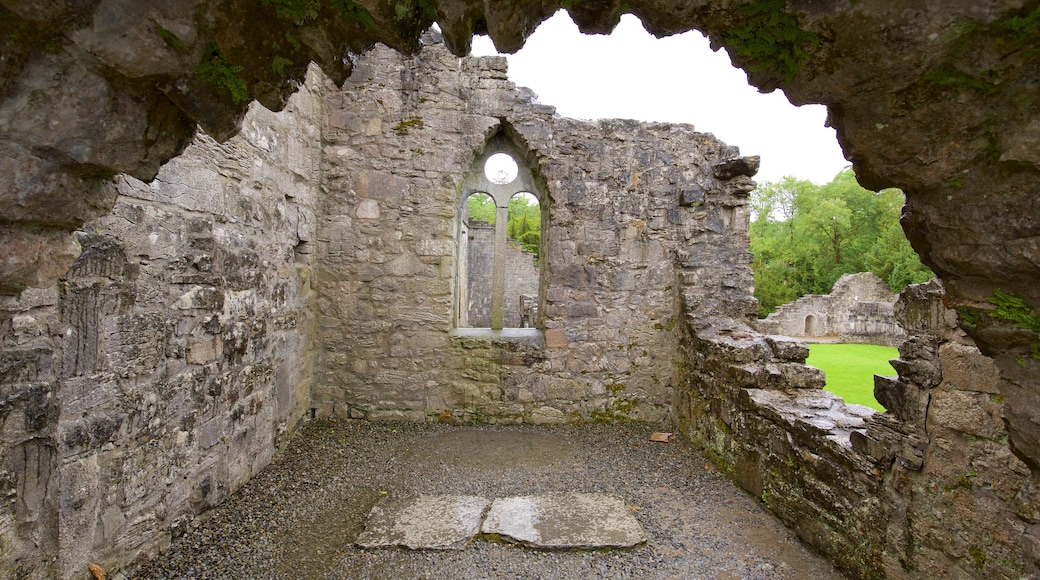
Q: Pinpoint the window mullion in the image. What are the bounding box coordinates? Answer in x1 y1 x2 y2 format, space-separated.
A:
490 203 509 330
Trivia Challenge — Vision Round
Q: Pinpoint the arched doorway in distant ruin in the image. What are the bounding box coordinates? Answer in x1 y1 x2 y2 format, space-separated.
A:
804 314 819 336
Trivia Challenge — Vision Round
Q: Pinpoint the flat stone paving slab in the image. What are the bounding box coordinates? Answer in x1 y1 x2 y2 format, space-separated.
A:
355 494 490 550
482 493 647 549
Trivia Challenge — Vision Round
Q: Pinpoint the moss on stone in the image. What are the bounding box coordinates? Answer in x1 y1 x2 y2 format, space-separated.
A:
989 289 1040 361
261 0 321 25
156 26 189 53
968 544 987 571
271 55 293 77
332 0 375 28
196 44 251 104
393 117 424 134
722 0 819 83
920 65 999 95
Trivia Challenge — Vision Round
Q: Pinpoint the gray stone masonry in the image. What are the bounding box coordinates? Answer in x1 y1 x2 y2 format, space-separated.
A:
758 272 905 346
1 24 1036 580
0 68 323 578
313 35 757 424
677 279 1034 578
465 223 539 328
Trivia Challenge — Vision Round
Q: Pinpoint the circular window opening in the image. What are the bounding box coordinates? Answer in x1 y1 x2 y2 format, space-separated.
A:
484 153 518 185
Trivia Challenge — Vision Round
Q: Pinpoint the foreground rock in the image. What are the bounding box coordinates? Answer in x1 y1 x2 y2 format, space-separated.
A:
482 493 647 549
356 494 489 550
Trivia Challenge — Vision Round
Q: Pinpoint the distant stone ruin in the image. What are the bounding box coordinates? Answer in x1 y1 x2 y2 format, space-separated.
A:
757 272 906 345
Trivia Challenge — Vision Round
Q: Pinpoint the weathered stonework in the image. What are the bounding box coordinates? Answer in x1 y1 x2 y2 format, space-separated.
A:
0 68 323 578
313 37 756 425
677 279 1035 578
1 3 1039 579
463 222 539 329
758 272 905 346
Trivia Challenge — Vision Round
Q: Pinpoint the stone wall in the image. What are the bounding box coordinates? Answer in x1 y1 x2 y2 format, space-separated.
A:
0 18 1036 580
0 69 323 578
677 280 1036 578
313 35 758 425
758 272 905 346
464 222 539 328
3 6 1040 558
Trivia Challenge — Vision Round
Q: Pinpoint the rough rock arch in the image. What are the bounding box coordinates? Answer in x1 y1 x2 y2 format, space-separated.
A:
2 1 1040 577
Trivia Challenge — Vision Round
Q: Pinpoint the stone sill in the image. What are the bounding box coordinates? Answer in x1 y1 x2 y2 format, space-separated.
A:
450 327 545 347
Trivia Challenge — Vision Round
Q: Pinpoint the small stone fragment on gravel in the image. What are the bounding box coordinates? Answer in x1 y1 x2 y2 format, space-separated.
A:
356 494 490 550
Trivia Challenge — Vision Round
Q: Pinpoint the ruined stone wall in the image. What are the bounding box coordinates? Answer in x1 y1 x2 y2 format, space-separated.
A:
0 69 323 578
758 272 905 346
313 36 756 424
465 222 494 327
464 224 539 328
677 280 1036 578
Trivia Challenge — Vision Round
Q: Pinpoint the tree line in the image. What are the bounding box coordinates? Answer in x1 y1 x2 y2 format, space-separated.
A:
467 192 541 259
750 169 934 318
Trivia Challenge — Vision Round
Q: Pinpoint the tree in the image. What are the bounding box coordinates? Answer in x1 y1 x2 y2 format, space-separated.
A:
468 192 541 258
508 194 540 258
466 192 496 224
749 168 934 317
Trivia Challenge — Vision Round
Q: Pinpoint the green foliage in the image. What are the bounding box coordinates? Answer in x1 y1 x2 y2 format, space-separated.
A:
750 169 933 317
271 55 293 76
806 344 895 411
507 194 541 258
196 45 250 105
466 193 495 224
465 193 541 259
331 0 375 27
261 0 320 25
988 289 1040 331
723 0 819 83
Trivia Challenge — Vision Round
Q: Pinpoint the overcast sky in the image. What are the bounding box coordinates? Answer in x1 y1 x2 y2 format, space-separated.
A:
470 12 850 185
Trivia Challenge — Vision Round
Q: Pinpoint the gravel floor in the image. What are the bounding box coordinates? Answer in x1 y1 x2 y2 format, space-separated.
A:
134 419 846 579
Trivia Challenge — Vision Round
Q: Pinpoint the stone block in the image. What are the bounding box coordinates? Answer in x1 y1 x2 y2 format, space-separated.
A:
939 341 999 393
526 406 565 425
874 375 927 424
712 156 761 180
482 494 646 549
356 199 380 219
416 239 452 256
544 329 568 349
927 389 1003 438
356 171 406 203
766 336 809 362
356 495 490 550
187 336 223 365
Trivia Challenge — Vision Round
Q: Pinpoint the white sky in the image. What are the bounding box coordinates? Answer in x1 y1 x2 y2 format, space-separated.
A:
470 11 850 185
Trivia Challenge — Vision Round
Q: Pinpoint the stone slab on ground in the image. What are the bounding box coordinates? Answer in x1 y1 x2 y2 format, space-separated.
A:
356 494 490 550
482 493 647 549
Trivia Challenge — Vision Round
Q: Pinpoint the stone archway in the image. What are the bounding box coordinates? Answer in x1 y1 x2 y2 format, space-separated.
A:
804 314 818 337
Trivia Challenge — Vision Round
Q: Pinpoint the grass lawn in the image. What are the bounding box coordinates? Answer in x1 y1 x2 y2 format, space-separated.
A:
806 343 898 412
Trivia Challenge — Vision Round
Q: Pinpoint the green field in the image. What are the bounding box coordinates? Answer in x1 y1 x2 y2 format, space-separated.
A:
806 343 898 412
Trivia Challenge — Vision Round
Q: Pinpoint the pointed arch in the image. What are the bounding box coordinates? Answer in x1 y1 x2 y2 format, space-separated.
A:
455 126 547 331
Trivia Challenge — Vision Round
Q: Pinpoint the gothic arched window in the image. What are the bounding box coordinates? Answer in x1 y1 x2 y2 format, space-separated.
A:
456 135 545 331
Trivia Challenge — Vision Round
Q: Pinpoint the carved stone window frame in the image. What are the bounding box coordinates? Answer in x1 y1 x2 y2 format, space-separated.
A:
453 133 545 340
